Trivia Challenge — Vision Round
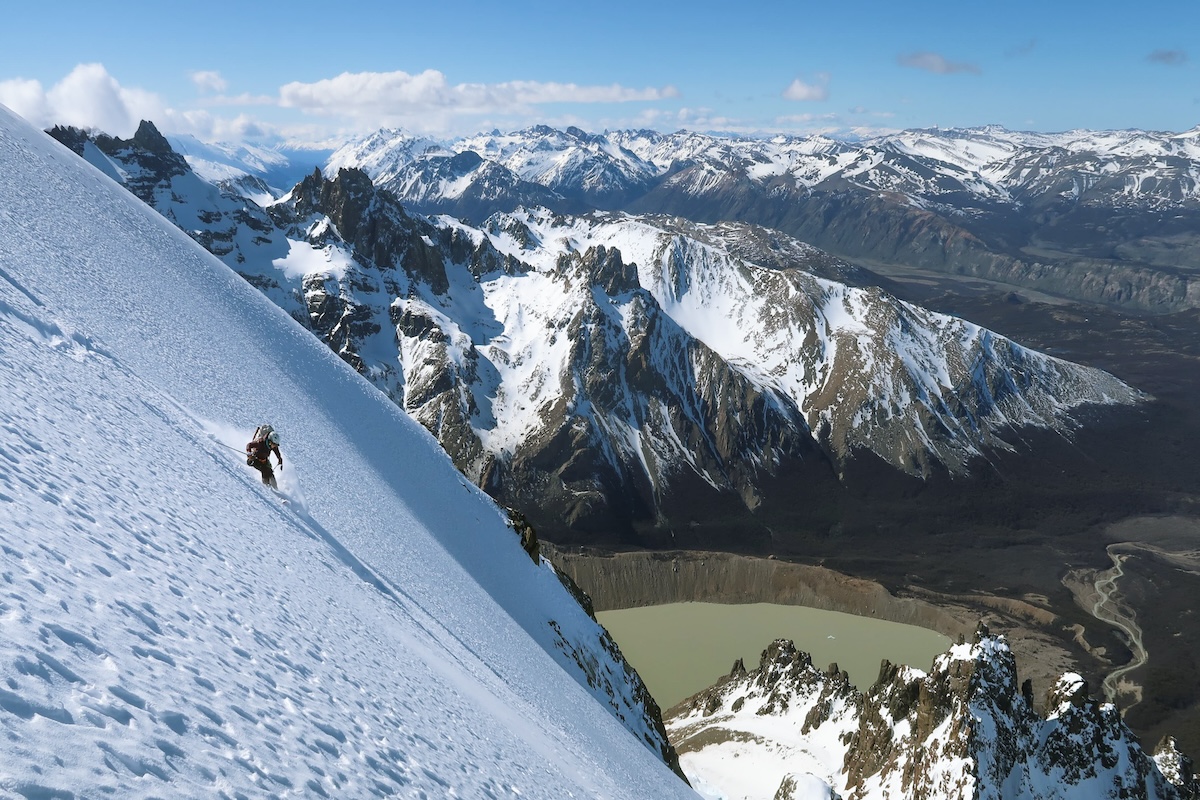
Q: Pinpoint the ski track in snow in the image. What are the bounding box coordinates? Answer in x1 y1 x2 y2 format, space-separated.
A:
0 109 696 799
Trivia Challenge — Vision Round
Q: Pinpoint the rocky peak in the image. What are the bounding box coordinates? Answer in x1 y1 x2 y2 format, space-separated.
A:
130 119 175 155
1154 737 1199 798
94 120 188 178
670 632 1187 799
291 166 327 217
46 119 189 204
1044 672 1091 714
280 167 451 294
844 633 1182 799
45 124 90 155
447 149 484 174
580 244 640 295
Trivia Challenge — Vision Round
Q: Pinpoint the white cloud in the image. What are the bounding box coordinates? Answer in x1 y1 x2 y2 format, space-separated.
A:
847 106 895 119
190 70 228 93
0 64 283 143
278 69 680 129
0 77 51 125
782 73 830 102
897 52 981 75
8 63 168 136
777 112 838 123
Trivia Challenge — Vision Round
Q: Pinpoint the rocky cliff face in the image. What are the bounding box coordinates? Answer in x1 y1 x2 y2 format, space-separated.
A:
667 629 1191 799
47 122 281 266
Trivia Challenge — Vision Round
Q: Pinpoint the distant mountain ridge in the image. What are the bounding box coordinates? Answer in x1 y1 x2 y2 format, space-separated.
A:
326 123 1200 312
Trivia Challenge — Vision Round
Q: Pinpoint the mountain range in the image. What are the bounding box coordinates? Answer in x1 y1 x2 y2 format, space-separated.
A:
46 120 1144 544
326 123 1200 313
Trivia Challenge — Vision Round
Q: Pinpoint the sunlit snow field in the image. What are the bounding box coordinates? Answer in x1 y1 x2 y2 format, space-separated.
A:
0 106 696 799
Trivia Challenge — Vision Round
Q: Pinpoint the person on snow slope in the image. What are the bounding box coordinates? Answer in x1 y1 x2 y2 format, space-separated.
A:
246 424 283 489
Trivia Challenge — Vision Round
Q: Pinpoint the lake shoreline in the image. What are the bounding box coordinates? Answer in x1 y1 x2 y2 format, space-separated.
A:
597 601 953 710
543 543 1083 711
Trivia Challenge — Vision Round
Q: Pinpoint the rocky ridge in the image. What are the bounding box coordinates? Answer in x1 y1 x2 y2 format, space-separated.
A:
667 628 1196 799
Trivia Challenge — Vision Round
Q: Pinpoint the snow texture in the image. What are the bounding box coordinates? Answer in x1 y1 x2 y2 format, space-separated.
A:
0 106 694 798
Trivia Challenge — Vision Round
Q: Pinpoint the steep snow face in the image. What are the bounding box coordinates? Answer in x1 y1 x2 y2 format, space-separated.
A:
0 107 692 797
668 633 1185 800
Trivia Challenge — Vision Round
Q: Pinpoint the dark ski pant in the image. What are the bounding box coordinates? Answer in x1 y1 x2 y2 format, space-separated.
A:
252 462 277 489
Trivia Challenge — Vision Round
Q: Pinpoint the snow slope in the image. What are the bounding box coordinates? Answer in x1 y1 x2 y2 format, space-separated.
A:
0 106 693 798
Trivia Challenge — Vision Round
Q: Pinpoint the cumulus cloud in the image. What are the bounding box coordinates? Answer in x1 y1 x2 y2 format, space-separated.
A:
0 63 691 142
190 70 229 93
1148 49 1188 66
782 73 830 102
897 51 981 75
197 92 277 108
278 69 680 129
0 63 169 136
0 77 51 125
847 105 895 118
0 63 284 142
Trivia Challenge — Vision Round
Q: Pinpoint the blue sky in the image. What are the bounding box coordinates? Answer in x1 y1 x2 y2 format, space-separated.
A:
2 0 1197 142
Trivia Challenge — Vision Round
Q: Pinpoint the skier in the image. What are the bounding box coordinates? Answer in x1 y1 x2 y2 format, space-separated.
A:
246 424 283 489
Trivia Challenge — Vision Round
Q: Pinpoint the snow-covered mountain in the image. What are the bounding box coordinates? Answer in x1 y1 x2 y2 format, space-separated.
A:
328 123 1200 312
0 106 691 796
46 121 1143 541
667 631 1197 799
332 123 1200 216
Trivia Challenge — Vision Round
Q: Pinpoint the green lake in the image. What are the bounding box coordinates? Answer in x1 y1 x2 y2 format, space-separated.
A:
597 602 953 710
